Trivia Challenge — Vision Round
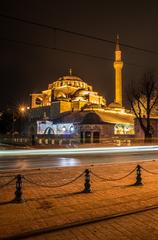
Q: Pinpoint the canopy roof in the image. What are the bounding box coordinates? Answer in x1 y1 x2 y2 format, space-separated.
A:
53 110 134 125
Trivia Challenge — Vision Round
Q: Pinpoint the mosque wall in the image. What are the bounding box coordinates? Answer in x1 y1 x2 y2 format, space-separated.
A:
50 101 72 119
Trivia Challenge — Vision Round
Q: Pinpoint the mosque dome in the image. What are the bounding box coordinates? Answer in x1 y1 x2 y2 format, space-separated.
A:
49 68 88 92
31 68 106 109
56 68 85 86
58 68 83 82
58 75 83 82
49 68 94 100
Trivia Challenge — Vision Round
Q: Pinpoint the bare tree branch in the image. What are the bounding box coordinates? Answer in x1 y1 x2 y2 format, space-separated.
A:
127 72 158 140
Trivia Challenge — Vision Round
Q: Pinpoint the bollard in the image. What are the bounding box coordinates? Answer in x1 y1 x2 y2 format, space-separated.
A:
14 174 23 203
134 164 143 186
83 169 91 193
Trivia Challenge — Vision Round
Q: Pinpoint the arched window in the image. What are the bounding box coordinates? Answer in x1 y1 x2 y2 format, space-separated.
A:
44 127 54 135
35 97 43 105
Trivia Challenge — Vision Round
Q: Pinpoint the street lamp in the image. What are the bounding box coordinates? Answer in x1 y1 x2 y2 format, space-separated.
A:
20 107 25 112
19 106 26 113
19 105 30 113
12 110 17 136
11 105 29 135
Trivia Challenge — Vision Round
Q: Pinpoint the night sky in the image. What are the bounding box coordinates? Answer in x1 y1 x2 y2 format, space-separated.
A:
1 0 158 109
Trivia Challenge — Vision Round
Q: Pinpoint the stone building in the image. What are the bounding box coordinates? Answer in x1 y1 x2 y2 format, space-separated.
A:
27 36 134 144
30 68 106 120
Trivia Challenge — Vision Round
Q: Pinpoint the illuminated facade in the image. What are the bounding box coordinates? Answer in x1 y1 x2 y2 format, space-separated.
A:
109 35 123 109
114 35 123 107
28 36 134 143
31 68 106 117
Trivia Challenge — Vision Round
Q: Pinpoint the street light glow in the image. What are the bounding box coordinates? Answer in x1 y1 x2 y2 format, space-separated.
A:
19 106 26 113
19 105 30 113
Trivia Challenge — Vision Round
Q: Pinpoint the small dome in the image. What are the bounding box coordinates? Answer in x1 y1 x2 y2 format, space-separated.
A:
74 89 89 97
73 96 86 101
58 68 84 82
56 91 66 98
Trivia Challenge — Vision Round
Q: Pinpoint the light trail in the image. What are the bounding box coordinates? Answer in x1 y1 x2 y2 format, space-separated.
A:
0 145 158 156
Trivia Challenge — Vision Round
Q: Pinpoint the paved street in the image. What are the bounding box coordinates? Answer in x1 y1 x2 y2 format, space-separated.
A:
1 146 158 170
1 160 158 239
28 207 158 240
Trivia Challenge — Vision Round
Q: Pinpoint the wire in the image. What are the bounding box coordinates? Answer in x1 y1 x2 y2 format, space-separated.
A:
0 13 158 55
0 177 16 188
0 37 145 68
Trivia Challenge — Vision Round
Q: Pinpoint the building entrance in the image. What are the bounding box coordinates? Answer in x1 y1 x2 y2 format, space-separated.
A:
93 131 100 143
85 131 91 143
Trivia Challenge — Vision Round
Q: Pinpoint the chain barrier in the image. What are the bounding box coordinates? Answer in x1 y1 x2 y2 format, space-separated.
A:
1 164 158 204
14 174 23 203
83 169 91 193
90 166 137 182
23 171 85 188
140 166 158 175
134 164 143 186
0 177 16 189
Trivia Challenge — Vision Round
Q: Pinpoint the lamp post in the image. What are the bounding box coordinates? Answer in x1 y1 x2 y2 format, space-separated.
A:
18 105 28 135
12 111 16 136
12 105 29 136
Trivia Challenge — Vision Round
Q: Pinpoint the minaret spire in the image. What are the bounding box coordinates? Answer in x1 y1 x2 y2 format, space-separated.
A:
113 34 123 107
69 67 72 76
116 34 120 51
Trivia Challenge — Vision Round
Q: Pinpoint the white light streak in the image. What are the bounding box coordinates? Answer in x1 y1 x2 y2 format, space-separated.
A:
0 145 158 156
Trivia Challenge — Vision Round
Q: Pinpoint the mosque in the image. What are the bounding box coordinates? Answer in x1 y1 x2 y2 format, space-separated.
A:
28 36 134 144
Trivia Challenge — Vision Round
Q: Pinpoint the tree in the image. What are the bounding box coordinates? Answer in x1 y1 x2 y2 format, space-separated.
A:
0 111 13 134
127 72 158 141
0 108 28 135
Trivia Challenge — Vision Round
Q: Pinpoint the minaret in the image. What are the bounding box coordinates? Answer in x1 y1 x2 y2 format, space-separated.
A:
113 34 123 107
69 67 72 76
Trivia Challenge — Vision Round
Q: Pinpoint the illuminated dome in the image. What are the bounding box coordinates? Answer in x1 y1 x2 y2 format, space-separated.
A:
58 68 83 82
73 96 86 101
74 89 90 97
49 69 87 90
58 75 83 82
31 68 106 109
48 68 94 99
56 91 66 99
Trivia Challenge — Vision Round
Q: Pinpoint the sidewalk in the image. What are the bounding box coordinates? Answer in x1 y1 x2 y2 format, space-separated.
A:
1 160 158 239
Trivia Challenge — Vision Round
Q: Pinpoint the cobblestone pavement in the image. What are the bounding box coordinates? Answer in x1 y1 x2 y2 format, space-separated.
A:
28 207 158 240
1 160 158 239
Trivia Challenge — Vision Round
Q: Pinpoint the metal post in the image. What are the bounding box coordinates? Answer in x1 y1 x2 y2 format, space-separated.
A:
14 174 23 203
31 134 35 146
83 169 91 193
134 164 143 186
12 111 16 136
